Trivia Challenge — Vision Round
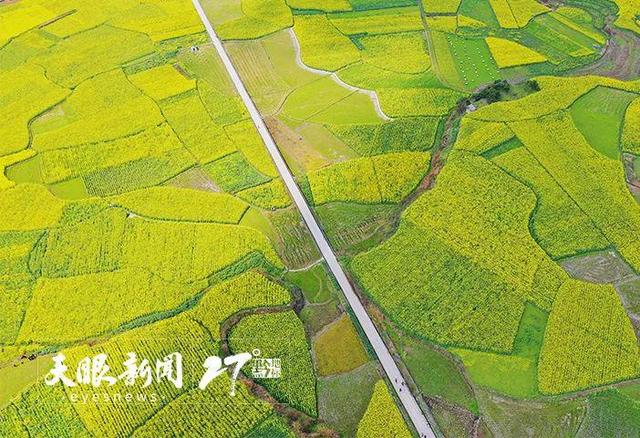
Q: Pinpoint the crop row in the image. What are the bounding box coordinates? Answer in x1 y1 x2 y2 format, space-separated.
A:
510 111 640 271
622 98 640 154
308 152 430 205
351 152 567 351
538 280 639 394
230 310 317 416
329 117 440 156
493 147 609 258
485 37 548 68
357 380 411 437
488 0 548 28
40 207 282 282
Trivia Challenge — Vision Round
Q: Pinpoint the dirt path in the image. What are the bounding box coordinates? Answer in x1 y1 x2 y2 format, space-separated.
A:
569 18 640 80
378 103 466 237
216 293 339 437
287 29 392 121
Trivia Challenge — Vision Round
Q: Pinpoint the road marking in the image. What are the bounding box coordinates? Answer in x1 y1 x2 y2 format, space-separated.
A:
191 2 437 436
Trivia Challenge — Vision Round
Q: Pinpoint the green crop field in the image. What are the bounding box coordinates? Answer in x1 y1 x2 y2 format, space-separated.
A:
2 0 640 436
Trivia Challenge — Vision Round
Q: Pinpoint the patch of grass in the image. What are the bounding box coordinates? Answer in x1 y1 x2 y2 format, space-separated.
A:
48 177 89 200
300 299 342 335
448 34 501 90
579 389 640 437
452 303 547 399
309 92 382 125
0 355 52 409
459 0 500 28
313 314 369 376
282 76 352 121
520 15 599 67
392 331 478 413
286 263 336 304
570 86 637 159
476 388 586 436
551 9 606 44
481 136 522 159
317 361 379 436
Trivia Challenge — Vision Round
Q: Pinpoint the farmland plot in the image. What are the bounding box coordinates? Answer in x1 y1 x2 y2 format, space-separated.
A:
4 0 640 436
0 1 330 436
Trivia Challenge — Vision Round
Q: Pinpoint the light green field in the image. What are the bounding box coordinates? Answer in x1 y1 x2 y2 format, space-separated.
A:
282 76 381 124
448 34 501 90
317 361 379 436
570 86 637 159
390 330 478 413
452 304 547 398
286 263 336 304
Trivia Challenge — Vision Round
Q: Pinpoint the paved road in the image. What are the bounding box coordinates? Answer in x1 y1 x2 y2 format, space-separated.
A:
192 2 437 437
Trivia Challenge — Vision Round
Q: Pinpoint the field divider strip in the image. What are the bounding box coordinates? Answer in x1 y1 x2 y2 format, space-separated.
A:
191 1 437 436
